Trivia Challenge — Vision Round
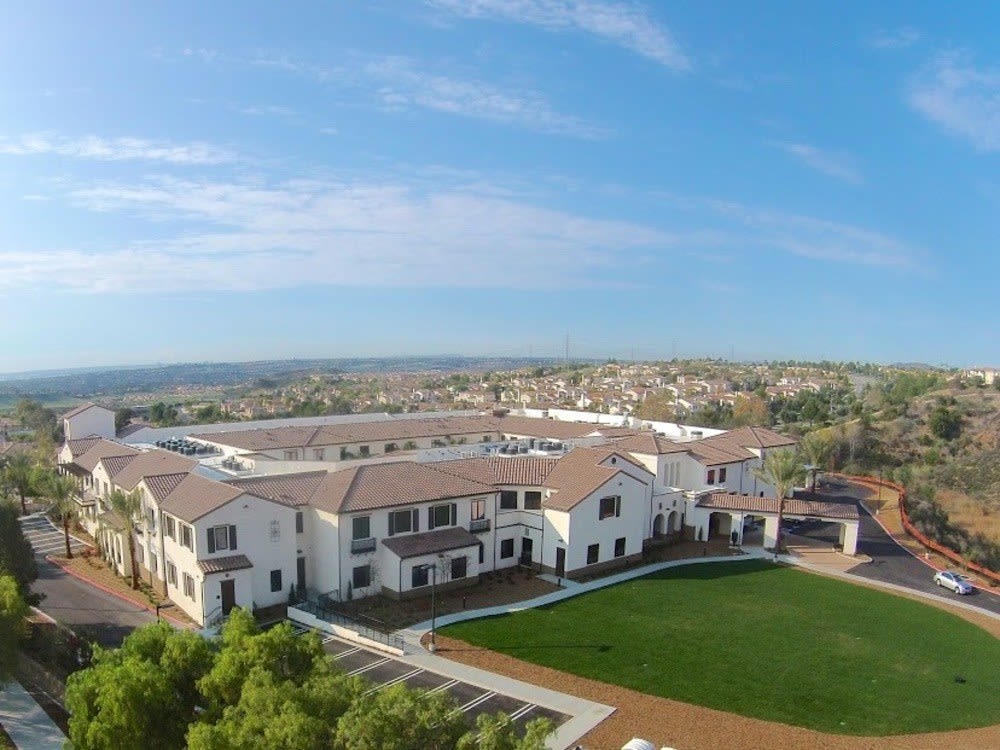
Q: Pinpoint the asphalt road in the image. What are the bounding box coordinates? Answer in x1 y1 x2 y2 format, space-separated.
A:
794 484 1000 617
20 513 157 647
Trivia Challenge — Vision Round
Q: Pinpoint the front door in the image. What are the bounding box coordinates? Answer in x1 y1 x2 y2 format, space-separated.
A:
555 547 566 577
220 579 236 615
297 557 307 592
520 537 534 565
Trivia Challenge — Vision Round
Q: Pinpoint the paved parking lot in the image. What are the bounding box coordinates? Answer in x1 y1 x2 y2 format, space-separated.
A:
292 625 568 734
18 513 90 557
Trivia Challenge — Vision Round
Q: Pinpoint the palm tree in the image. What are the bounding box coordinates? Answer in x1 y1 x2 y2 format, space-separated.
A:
45 471 79 559
3 452 36 515
752 448 807 553
798 431 834 492
108 488 142 589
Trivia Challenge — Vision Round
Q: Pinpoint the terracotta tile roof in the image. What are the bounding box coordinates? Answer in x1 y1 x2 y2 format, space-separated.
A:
381 527 480 560
311 462 494 514
612 432 689 456
62 402 104 420
594 426 640 438
195 415 499 452
100 454 137 478
494 415 601 440
543 449 621 512
435 456 560 487
64 437 102 459
686 441 755 466
108 449 198 491
698 493 857 520
719 426 798 450
226 471 328 508
198 554 253 575
159 474 244 523
76 440 141 472
141 473 188 502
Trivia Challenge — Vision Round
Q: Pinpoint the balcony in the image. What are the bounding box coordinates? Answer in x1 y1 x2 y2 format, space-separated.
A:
350 537 376 554
469 518 491 534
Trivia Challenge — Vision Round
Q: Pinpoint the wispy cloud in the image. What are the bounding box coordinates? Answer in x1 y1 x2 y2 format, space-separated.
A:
772 141 864 184
237 104 297 118
0 174 667 293
868 27 922 50
365 56 608 138
0 133 237 165
427 0 690 71
908 52 1000 151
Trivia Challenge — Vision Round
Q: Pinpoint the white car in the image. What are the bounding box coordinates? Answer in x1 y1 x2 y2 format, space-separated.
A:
934 570 973 595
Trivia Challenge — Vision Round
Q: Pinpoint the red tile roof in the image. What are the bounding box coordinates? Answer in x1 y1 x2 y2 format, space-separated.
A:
198 554 253 575
382 527 480 560
698 493 857 520
159 474 244 523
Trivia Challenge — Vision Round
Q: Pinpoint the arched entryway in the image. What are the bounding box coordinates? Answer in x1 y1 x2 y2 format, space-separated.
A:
666 510 679 533
652 513 665 538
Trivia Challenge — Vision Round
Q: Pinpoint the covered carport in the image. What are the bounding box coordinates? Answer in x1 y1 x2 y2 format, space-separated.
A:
694 494 860 555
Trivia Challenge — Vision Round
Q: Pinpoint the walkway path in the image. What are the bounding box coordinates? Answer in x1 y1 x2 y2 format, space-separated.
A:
0 681 66 750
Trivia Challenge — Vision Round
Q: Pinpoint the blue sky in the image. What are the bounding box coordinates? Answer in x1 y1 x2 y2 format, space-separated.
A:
1 1 997 373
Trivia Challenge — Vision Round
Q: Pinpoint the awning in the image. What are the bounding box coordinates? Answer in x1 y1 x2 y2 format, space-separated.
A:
382 527 480 560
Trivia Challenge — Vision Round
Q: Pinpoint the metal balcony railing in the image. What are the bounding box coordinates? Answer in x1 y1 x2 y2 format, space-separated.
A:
469 518 491 533
350 537 376 554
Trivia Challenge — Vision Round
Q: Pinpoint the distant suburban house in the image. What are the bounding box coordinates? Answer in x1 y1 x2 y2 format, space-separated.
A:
62 402 115 441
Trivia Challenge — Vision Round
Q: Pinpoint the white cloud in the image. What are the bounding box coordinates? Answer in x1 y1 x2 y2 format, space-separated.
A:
868 27 922 50
908 52 1000 151
0 175 668 293
0 133 237 165
238 104 297 118
427 0 690 71
773 142 864 184
365 57 608 138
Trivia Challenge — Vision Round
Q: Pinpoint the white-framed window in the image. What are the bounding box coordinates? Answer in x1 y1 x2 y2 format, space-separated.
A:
388 508 418 536
614 537 626 558
212 525 231 551
283 450 298 460
428 503 456 530
352 564 371 589
587 543 599 564
470 498 485 520
352 516 371 541
165 515 176 541
270 569 283 592
181 524 193 551
269 520 280 542
598 496 621 520
183 573 195 599
295 511 304 534
313 448 325 460
166 561 177 587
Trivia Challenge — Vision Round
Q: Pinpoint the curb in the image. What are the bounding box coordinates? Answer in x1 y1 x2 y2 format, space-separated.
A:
45 555 194 629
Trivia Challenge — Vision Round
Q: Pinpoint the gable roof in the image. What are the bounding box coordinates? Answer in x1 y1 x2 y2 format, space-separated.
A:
108 449 198 491
62 402 109 420
698 493 857 521
310 461 494 514
76 440 141 472
159 474 244 523
611 432 689 456
64 436 103 459
141 472 189 502
542 447 650 512
709 426 797 451
435 456 560 487
226 471 328 508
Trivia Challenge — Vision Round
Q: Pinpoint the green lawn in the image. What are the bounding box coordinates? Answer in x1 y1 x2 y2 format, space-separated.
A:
442 560 1000 735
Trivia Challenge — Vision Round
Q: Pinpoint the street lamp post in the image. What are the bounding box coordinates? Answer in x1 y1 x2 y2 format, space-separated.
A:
877 467 883 515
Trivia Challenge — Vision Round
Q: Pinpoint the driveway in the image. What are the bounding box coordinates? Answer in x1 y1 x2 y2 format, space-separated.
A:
20 513 156 646
793 485 1000 617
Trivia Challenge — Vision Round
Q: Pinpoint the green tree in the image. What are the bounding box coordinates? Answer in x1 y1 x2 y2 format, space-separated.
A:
731 395 769 427
457 713 554 750
0 501 38 601
114 407 134 433
798 431 834 491
65 622 212 750
108 488 143 589
3 451 36 514
752 448 807 552
928 404 962 441
334 682 467 750
44 470 80 558
0 573 28 684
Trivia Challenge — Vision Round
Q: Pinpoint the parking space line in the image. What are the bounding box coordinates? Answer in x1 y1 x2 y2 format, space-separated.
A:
333 646 361 659
364 667 424 695
457 691 496 714
424 678 459 696
508 703 537 721
346 657 390 677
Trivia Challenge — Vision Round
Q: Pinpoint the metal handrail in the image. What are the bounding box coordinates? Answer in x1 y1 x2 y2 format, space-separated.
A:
295 594 403 652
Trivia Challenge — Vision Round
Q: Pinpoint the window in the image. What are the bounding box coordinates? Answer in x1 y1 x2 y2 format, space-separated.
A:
313 448 325 461
587 543 600 565
207 525 237 553
284 450 298 460
500 539 514 559
482 435 491 442
270 569 283 592
388 508 419 536
411 565 429 588
352 516 371 541
614 537 626 558
451 556 467 579
149 551 157 574
166 561 177 587
470 498 485 521
340 447 350 460
181 524 193 551
165 515 176 541
598 496 621 520
524 491 542 510
183 573 195 599
478 541 484 564
359 445 370 457
384 443 398 453
499 490 517 510
719 467 727 483
295 511 304 534
707 469 716 484
269 520 280 542
352 564 371 589
428 503 455 530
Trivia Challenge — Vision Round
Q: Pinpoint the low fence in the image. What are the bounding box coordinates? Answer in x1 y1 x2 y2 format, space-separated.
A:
289 601 404 655
836 472 1000 587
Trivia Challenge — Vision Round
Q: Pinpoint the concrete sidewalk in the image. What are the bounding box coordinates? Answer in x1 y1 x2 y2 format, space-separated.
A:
0 680 66 750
